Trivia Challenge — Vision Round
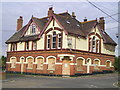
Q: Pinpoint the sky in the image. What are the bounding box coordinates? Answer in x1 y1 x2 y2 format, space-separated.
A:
1 1 119 56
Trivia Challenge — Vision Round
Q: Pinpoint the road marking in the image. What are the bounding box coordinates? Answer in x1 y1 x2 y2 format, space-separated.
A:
88 85 98 88
113 82 119 88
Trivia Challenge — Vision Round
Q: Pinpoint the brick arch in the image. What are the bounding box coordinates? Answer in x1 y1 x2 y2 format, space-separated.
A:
88 32 101 39
86 58 92 65
26 56 34 62
45 27 62 34
46 56 56 64
106 60 112 67
93 58 101 66
20 56 25 63
35 56 44 63
76 57 85 65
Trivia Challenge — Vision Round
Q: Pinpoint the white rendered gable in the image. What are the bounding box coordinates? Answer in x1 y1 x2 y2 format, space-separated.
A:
24 22 40 36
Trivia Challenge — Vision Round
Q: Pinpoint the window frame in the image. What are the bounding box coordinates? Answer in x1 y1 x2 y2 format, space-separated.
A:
52 31 57 49
33 41 37 50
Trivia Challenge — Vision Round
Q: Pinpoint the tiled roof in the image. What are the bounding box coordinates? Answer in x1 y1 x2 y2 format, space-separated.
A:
5 12 117 46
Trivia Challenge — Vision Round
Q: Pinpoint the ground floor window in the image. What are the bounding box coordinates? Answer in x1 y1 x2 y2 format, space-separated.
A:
47 57 55 70
94 60 100 70
10 57 16 68
106 60 111 68
37 57 44 70
27 57 33 69
76 59 83 71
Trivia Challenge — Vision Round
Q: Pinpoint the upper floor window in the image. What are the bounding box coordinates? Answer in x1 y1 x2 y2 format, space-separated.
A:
11 43 17 51
30 25 36 35
92 36 96 52
89 35 101 53
25 41 29 50
33 41 37 50
47 35 51 49
52 32 56 48
46 31 62 49
58 34 62 48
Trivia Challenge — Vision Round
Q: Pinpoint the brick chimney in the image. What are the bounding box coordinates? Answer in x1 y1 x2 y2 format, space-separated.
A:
17 16 23 31
99 17 105 31
72 12 76 18
48 7 54 17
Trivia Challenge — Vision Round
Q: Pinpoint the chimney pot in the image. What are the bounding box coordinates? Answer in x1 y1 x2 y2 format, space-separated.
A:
84 17 87 22
72 12 76 18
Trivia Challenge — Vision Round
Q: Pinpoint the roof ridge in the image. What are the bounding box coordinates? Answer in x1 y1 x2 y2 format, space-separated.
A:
80 20 97 24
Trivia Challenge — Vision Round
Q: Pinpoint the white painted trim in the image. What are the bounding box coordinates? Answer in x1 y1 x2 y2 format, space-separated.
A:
70 63 76 65
58 54 75 61
99 65 106 67
58 54 75 57
16 62 21 64
6 62 11 64
55 63 62 65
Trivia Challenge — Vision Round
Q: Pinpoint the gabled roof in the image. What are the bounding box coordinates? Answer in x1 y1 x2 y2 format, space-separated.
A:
6 25 27 44
5 12 117 46
54 13 85 36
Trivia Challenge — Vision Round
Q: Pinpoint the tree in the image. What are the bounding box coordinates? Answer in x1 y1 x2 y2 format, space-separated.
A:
114 56 120 73
0 56 7 68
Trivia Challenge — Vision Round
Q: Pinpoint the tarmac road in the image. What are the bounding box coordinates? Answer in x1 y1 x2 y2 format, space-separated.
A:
2 72 119 88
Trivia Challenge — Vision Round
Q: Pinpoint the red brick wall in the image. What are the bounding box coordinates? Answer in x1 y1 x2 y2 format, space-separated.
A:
6 49 115 75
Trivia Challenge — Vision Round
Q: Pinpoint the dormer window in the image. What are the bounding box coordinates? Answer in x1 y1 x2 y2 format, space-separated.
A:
77 24 80 27
66 20 70 24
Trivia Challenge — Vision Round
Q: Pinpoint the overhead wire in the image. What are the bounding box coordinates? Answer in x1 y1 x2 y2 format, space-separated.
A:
86 0 119 23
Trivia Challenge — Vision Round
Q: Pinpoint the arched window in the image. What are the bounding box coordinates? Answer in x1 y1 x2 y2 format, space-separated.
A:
10 57 17 68
77 58 84 71
106 60 111 68
47 57 55 70
36 57 44 70
46 29 62 49
27 57 34 69
52 31 56 48
89 35 101 53
20 56 25 63
94 60 100 70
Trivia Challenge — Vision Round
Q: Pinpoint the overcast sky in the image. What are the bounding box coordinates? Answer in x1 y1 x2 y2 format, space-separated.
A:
1 1 118 56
